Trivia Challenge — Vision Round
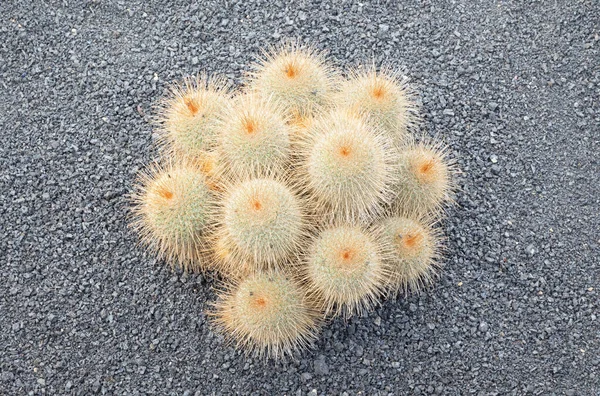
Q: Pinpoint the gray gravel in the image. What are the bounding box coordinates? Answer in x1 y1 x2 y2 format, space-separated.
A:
1 1 599 394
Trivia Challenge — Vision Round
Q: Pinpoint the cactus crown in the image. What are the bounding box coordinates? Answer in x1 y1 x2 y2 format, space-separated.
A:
375 216 440 294
394 140 455 216
300 108 396 222
337 67 418 144
217 178 306 273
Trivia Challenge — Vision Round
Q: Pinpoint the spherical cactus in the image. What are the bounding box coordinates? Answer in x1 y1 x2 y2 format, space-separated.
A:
216 94 292 180
302 224 388 318
248 43 337 115
336 67 418 145
157 75 232 161
374 216 441 294
299 109 397 222
130 161 217 272
216 178 307 275
393 141 454 216
212 270 320 359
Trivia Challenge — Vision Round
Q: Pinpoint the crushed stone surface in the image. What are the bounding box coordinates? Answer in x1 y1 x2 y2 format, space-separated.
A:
1 1 598 394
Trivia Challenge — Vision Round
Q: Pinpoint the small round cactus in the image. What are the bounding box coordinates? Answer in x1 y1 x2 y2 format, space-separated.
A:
248 43 337 115
216 94 292 180
130 161 217 272
302 224 387 318
336 67 418 145
212 270 320 359
157 75 231 161
299 109 396 222
216 178 306 274
393 141 454 216
374 216 441 295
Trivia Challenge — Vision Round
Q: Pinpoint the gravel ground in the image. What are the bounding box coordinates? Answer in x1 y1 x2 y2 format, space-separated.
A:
1 1 599 394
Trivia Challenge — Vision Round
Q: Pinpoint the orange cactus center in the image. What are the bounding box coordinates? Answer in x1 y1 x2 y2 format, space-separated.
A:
290 111 309 129
371 84 386 100
420 159 435 175
206 181 221 192
184 97 199 115
251 198 262 211
339 145 351 157
158 188 173 200
242 117 258 135
403 233 422 249
284 62 299 79
413 156 439 183
253 296 268 308
200 157 215 175
215 245 230 261
340 248 355 262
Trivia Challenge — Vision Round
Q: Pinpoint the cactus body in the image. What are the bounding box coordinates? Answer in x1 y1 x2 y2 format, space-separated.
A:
337 68 417 145
302 224 387 318
249 44 337 115
299 109 396 222
157 75 231 161
374 216 440 294
212 270 320 358
217 94 291 180
130 162 216 272
394 141 454 216
216 178 306 275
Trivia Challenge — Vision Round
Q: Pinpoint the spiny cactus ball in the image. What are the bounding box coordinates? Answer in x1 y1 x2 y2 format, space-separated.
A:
249 43 337 115
394 141 454 216
212 270 320 359
302 224 387 317
217 178 306 274
157 75 231 161
131 42 458 360
300 109 396 222
375 216 440 295
336 68 418 145
217 94 291 180
130 162 216 272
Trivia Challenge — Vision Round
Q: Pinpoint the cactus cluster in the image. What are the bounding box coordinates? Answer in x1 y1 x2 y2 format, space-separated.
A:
131 42 456 359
